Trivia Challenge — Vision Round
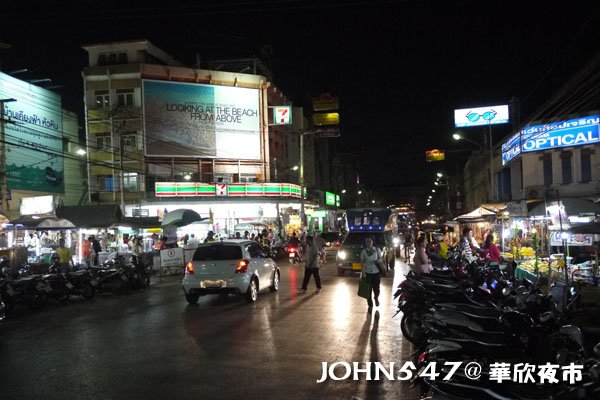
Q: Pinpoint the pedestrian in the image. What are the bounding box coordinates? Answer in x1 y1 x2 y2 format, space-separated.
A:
460 227 480 258
89 235 102 266
55 238 74 273
413 237 433 276
297 235 322 293
360 236 383 313
204 231 216 243
482 234 501 263
235 231 242 239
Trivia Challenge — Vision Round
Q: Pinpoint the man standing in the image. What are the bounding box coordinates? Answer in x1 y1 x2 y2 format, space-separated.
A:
89 235 102 266
56 238 74 273
460 227 480 258
297 235 322 293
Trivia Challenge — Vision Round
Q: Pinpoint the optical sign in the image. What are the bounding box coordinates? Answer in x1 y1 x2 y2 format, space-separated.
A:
273 106 292 125
454 105 509 128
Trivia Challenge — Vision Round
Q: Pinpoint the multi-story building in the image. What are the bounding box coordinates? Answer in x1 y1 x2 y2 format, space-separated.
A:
81 40 319 234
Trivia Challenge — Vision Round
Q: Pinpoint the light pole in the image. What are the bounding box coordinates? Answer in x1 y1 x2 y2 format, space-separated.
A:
453 132 494 201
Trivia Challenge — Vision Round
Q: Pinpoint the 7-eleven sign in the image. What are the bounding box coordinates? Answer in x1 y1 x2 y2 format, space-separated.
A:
273 106 292 125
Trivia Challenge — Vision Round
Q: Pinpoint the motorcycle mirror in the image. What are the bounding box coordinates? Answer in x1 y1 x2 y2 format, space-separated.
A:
559 325 584 347
590 363 600 383
594 342 600 357
554 348 569 364
502 287 511 296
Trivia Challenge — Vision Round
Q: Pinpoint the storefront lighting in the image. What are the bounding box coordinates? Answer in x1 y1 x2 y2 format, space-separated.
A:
560 231 570 240
76 149 86 156
436 172 443 178
502 211 510 216
341 189 346 194
184 174 192 181
431 189 436 193
371 200 375 204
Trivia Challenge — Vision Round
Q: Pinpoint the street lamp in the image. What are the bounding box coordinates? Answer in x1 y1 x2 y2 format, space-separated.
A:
436 172 443 178
453 131 494 201
358 190 362 195
341 189 346 194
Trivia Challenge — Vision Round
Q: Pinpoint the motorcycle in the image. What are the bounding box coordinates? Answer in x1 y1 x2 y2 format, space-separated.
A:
47 260 96 300
89 260 129 295
0 266 48 311
286 245 302 266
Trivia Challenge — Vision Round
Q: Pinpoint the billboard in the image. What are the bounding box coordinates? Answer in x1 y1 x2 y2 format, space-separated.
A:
142 80 261 159
502 115 600 165
425 149 445 162
454 105 509 128
0 72 63 193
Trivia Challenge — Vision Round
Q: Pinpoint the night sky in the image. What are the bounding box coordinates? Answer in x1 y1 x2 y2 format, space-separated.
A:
1 0 599 199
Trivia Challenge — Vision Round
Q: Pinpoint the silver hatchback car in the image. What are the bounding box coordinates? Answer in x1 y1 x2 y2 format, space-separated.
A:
182 240 280 304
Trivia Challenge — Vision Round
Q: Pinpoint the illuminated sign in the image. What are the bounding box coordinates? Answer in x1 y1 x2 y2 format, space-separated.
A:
313 112 340 126
502 115 600 165
454 105 509 128
0 72 64 193
336 195 340 207
325 191 335 206
425 149 445 162
155 182 304 198
312 93 339 111
273 106 292 125
20 195 56 216
142 79 260 159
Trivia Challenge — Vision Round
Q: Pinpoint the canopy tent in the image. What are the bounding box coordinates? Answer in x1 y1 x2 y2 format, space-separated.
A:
7 217 76 229
529 198 600 217
456 206 497 221
114 217 161 230
161 209 208 227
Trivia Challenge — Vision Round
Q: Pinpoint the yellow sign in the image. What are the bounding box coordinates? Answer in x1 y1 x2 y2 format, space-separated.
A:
313 112 340 126
312 93 339 111
425 149 445 162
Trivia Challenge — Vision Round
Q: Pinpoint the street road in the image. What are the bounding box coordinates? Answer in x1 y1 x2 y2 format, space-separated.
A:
0 258 419 400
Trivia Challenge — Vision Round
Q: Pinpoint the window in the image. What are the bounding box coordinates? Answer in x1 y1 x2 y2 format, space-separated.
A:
543 154 552 186
122 134 137 149
193 244 242 261
95 90 110 108
123 173 138 191
98 52 128 65
63 138 69 152
239 174 258 183
246 243 267 258
581 152 592 183
97 175 114 191
97 135 112 151
561 152 572 184
117 89 134 107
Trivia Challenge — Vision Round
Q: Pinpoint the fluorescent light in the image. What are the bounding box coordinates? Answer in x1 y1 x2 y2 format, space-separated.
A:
76 149 86 155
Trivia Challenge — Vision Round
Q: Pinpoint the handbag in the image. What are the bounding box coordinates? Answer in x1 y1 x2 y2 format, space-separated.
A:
357 275 372 299
375 261 387 275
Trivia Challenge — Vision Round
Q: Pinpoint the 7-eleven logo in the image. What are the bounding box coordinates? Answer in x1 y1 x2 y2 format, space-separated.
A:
274 106 292 125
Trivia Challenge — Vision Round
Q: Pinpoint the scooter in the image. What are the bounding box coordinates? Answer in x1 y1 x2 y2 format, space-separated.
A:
287 245 302 266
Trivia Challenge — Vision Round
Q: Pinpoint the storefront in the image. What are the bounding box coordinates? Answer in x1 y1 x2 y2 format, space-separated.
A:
125 182 318 242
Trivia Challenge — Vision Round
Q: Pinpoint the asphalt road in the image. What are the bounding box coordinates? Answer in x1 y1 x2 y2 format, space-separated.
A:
0 257 420 400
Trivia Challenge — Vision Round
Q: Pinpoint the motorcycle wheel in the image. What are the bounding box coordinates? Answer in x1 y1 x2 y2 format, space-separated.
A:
80 281 95 300
401 312 426 343
25 291 48 309
110 279 127 295
131 276 142 291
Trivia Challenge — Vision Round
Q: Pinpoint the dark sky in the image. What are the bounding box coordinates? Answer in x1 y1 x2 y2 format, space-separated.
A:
1 0 599 194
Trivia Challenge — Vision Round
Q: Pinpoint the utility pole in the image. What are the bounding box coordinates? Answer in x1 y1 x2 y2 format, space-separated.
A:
488 123 494 202
0 98 16 212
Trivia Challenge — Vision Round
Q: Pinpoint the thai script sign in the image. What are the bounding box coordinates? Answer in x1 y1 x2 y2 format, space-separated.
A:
502 115 600 165
0 72 64 193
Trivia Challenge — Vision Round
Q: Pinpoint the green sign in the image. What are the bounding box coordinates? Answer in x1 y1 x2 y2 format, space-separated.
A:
325 191 336 206
1 72 64 193
336 194 340 207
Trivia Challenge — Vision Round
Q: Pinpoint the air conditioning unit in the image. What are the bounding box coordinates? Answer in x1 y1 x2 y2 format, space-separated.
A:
525 185 547 199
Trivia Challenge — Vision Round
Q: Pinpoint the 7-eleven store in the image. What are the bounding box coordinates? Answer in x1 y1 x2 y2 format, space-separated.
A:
124 182 316 238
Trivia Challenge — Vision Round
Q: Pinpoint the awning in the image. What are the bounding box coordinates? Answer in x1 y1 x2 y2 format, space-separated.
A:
456 206 497 221
529 198 600 217
8 217 76 229
58 205 123 228
569 222 600 234
161 209 208 227
114 217 161 230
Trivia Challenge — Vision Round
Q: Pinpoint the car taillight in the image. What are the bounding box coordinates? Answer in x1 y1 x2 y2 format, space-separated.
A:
185 262 194 275
236 259 249 273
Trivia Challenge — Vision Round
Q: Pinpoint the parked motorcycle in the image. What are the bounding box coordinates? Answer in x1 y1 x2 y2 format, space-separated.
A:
89 261 129 295
0 266 48 311
47 260 96 300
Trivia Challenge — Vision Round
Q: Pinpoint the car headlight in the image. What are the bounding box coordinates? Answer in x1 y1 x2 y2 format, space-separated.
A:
338 250 347 260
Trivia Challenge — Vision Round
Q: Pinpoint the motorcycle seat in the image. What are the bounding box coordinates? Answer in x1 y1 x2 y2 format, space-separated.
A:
433 315 487 332
69 270 90 277
423 282 462 292
434 309 502 323
435 303 503 318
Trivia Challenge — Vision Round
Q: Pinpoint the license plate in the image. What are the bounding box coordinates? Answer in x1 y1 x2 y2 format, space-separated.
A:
65 282 74 289
121 274 128 282
202 280 225 288
90 279 97 286
352 263 363 270
289 253 295 257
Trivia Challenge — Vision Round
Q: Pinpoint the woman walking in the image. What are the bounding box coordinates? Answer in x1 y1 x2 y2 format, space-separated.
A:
360 237 383 313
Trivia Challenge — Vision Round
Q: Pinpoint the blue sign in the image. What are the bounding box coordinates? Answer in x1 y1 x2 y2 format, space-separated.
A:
501 115 600 165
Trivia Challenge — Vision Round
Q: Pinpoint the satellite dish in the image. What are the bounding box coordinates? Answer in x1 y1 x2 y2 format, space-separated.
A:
261 44 274 58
